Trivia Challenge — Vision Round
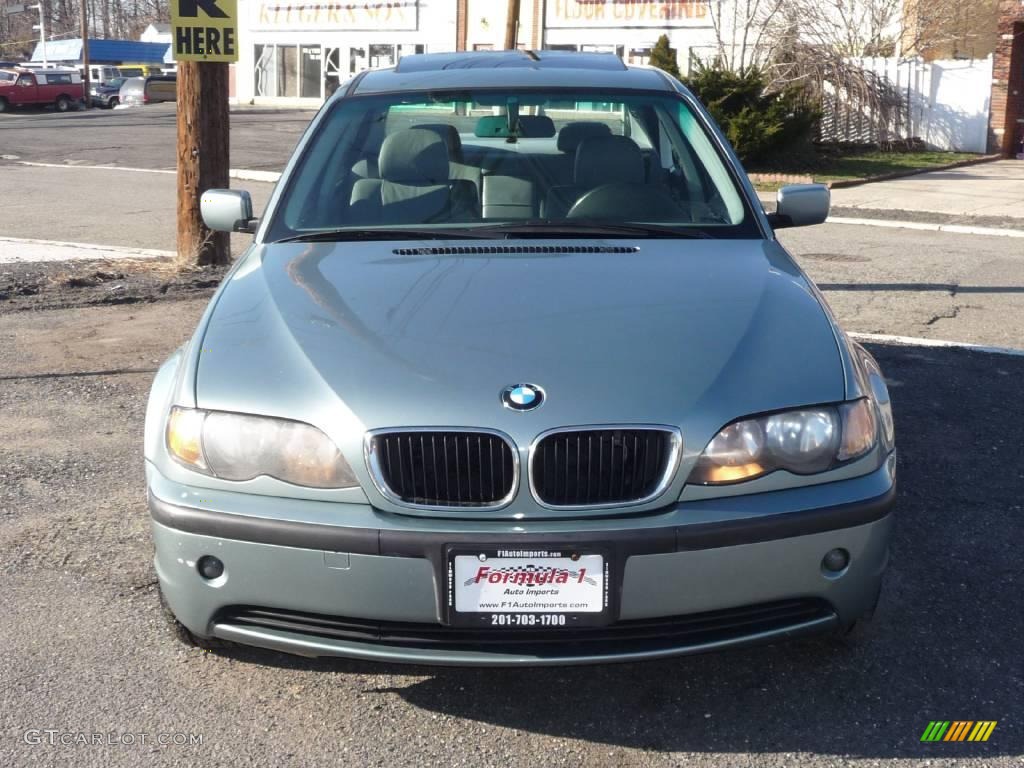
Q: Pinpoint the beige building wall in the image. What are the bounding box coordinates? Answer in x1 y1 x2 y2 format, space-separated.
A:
903 0 1000 61
463 0 544 51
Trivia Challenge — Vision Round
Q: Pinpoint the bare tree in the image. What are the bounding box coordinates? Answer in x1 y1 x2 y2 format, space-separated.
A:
1 0 168 59
706 0 788 75
727 0 984 146
770 0 983 146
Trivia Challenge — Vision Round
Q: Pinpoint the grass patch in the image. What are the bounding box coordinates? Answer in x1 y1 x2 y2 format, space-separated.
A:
750 149 980 191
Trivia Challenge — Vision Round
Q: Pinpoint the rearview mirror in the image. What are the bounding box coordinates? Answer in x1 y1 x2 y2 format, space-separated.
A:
768 184 830 229
200 189 257 233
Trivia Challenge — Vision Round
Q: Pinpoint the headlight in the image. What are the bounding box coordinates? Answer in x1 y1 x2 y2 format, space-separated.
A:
862 354 895 452
691 400 878 485
165 407 358 488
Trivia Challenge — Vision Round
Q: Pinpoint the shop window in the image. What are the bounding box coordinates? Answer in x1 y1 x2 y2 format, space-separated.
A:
627 47 652 66
580 44 624 58
300 45 321 99
325 48 342 96
350 47 366 76
369 44 396 69
276 45 298 98
254 44 305 98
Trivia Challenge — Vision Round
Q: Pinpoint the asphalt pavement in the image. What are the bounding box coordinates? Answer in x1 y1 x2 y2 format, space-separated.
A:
0 103 314 171
0 297 1020 766
1 103 1022 767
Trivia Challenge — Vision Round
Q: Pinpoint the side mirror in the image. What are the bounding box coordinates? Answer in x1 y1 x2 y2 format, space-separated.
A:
200 189 257 234
767 184 830 229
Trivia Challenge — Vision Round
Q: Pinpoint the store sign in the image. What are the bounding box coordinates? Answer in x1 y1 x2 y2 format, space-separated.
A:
546 0 709 28
172 0 239 62
252 1 419 32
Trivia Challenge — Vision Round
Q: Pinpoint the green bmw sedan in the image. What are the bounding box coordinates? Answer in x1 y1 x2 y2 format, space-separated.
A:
145 51 896 665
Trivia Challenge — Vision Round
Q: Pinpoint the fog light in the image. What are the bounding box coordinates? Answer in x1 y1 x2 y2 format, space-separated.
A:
197 555 224 580
822 548 850 573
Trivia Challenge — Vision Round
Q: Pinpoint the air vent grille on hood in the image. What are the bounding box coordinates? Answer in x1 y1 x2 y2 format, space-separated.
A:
392 245 640 256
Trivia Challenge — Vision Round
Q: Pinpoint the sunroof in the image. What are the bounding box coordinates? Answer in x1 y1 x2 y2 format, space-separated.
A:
394 51 628 74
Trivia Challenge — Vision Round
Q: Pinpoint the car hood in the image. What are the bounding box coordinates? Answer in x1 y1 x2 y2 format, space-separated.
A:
195 238 844 499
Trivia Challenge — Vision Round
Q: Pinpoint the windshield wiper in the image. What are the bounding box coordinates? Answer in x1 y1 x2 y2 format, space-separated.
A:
274 221 714 244
463 221 713 239
275 227 496 244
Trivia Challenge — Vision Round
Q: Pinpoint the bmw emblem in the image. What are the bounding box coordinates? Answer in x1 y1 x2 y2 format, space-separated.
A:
501 383 545 411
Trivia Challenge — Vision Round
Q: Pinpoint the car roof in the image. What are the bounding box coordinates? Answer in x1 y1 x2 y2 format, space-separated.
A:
352 51 673 95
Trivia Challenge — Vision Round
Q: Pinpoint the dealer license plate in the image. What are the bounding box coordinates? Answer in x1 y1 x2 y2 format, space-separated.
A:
446 547 612 628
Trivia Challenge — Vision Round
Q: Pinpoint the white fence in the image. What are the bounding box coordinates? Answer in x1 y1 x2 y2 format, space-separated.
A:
820 55 993 153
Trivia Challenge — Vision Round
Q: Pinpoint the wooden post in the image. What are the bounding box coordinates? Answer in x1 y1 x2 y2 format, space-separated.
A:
79 3 90 109
176 60 230 267
504 0 521 50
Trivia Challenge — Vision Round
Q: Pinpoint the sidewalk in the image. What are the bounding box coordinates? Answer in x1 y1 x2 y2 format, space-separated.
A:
828 160 1024 220
758 159 1024 234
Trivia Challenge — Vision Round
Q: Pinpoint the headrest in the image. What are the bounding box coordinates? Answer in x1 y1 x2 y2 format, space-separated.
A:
378 128 451 184
474 114 556 139
516 115 556 137
556 121 612 153
413 123 463 163
574 135 644 189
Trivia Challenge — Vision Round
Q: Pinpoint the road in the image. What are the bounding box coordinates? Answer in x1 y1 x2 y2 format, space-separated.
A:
3 157 1023 348
1 299 1020 767
1 105 1022 767
0 103 314 171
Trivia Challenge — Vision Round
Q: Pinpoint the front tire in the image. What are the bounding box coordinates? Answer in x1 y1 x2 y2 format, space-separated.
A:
158 587 226 652
55 95 71 112
108 97 118 109
0 97 8 113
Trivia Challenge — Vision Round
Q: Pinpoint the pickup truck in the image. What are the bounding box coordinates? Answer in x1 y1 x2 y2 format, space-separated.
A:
0 68 85 113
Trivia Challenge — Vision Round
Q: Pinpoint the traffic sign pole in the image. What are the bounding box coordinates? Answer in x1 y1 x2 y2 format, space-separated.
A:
80 3 90 109
171 0 237 267
176 60 230 266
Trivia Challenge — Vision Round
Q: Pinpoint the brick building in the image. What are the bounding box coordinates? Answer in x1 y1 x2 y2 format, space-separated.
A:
990 0 1024 155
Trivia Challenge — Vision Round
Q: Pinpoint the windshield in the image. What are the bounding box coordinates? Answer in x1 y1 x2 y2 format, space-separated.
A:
103 77 126 87
266 88 759 241
0 72 15 82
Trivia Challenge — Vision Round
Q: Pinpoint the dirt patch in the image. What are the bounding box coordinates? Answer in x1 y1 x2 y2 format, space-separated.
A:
0 258 229 314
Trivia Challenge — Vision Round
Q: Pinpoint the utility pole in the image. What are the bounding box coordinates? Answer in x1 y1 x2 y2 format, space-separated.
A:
80 0 90 108
176 60 230 266
171 0 238 267
29 3 46 66
504 0 521 50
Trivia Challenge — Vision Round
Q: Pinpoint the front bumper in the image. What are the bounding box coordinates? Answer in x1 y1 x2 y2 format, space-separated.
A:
149 456 895 666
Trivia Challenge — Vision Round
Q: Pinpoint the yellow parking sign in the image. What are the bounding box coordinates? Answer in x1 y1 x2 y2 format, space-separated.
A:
171 0 238 63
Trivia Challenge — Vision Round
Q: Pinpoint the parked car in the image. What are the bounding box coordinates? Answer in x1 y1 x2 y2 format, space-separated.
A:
90 76 127 108
147 51 896 666
118 74 176 107
0 68 84 113
82 63 162 83
85 65 120 85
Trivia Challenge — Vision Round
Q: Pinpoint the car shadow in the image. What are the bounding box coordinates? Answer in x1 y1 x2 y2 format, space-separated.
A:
210 343 1023 759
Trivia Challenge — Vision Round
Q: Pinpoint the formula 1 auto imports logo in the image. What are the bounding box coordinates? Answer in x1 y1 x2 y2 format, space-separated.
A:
920 721 997 742
466 564 597 587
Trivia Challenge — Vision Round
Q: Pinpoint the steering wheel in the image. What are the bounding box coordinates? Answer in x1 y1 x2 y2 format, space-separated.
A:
566 183 689 222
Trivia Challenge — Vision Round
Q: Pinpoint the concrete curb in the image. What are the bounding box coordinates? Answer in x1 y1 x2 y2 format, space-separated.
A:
825 216 1024 238
850 332 1024 358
